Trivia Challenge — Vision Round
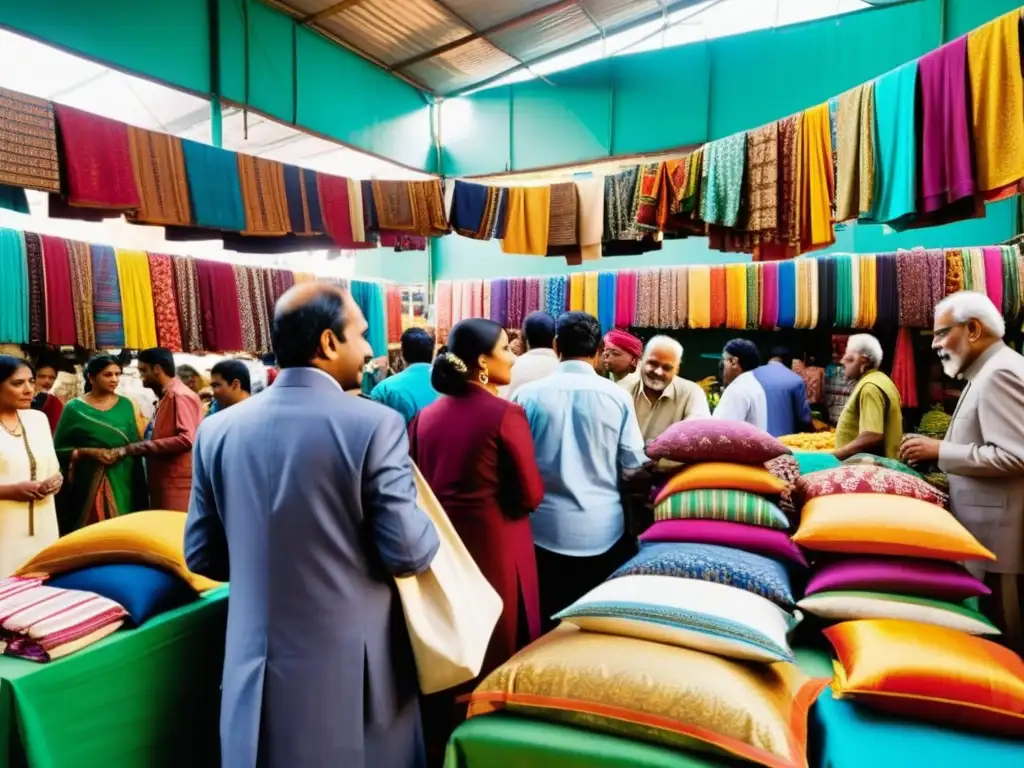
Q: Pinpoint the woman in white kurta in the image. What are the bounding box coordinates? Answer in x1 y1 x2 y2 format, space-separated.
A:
0 356 62 576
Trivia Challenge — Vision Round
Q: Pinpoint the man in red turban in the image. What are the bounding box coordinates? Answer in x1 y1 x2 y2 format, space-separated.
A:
602 329 643 382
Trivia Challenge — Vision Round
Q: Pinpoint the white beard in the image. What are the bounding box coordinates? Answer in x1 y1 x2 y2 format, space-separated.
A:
940 353 964 379
643 374 669 392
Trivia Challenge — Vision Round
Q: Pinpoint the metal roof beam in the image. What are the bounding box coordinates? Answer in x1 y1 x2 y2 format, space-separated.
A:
300 0 367 24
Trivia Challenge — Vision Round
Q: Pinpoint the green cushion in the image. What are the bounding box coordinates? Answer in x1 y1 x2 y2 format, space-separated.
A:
654 489 789 529
792 450 841 475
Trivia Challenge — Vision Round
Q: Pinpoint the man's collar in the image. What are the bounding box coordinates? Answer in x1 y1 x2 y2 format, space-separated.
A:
642 377 677 403
524 348 558 359
558 360 597 375
961 341 1005 382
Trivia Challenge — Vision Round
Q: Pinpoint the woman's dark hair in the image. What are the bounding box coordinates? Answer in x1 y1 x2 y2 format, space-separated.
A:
271 289 346 369
724 338 761 373
0 355 33 386
431 318 502 396
555 311 602 359
83 354 121 394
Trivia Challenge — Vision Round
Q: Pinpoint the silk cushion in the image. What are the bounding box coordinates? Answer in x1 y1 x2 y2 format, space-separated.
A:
804 557 990 601
654 464 789 505
654 489 789 529
16 511 221 592
554 574 797 663
47 563 196 625
645 419 790 465
639 520 808 566
792 494 995 562
611 543 796 607
798 591 999 635
825 619 1024 736
842 454 924 479
795 465 948 507
467 625 826 768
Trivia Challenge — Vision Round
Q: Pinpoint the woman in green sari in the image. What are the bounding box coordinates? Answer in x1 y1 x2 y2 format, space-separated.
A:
54 355 149 534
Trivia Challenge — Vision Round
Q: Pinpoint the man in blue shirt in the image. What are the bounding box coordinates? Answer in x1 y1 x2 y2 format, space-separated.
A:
513 311 648 629
369 328 438 425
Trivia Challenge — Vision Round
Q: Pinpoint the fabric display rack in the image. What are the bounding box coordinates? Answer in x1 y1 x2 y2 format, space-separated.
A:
0 226 402 357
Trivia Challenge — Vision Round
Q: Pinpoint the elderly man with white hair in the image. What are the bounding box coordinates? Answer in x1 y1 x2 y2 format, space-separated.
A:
833 333 903 460
901 290 1024 652
619 335 709 443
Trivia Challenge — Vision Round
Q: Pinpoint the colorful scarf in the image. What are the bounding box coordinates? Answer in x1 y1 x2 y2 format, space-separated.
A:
89 245 124 349
874 253 901 329
614 270 637 328
983 246 1005 313
863 61 919 227
725 263 747 330
896 248 933 328
546 182 578 252
544 276 566 319
1003 246 1022 319
0 88 59 193
59 239 92 350
746 263 761 330
234 266 258 352
634 164 663 231
598 272 617 333
833 255 854 329
892 327 919 408
709 266 727 328
757 114 804 261
760 262 779 329
373 181 415 232
658 268 678 329
180 139 246 232
195 258 244 352
435 281 453 343
777 260 797 328
687 266 711 329
945 249 966 295
503 187 551 256
238 155 289 236
39 236 77 346
0 229 29 344
126 128 191 226
817 256 836 329
172 257 203 352
282 165 324 236
411 180 449 237
318 174 373 248
488 279 508 327
113 250 158 350
250 267 272 355
634 270 658 327
525 278 542 316
567 273 584 313
507 279 527 329
675 267 689 328
801 103 836 251
926 248 948 321
53 105 139 211
857 253 878 329
604 167 643 242
576 179 604 261
145 253 182 352
700 133 747 227
835 83 877 221
746 123 779 236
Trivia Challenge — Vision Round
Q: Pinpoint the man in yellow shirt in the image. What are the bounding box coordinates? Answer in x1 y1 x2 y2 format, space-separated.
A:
833 334 903 460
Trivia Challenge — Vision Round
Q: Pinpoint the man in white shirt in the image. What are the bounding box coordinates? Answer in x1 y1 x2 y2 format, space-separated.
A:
507 311 559 397
713 339 768 430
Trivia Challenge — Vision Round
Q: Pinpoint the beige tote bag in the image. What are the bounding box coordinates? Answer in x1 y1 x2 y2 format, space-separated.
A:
395 463 503 694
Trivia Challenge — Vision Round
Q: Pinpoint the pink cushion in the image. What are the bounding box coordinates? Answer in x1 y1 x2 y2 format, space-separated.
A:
805 557 991 601
645 419 791 465
639 519 807 567
795 465 948 508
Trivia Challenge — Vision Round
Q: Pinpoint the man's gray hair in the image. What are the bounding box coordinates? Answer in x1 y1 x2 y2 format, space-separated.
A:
935 290 1006 339
644 335 683 363
846 334 884 369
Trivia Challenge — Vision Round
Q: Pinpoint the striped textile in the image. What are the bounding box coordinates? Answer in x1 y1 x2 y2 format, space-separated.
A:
654 489 789 530
89 244 125 348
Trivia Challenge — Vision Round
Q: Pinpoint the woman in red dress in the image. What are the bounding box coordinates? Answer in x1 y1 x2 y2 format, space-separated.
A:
409 318 544 763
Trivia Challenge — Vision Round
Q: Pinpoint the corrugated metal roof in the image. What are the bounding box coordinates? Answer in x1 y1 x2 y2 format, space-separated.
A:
489 4 596 64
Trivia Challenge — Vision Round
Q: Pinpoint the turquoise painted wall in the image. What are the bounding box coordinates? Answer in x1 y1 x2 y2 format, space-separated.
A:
0 0 435 171
440 0 1024 176
353 249 430 284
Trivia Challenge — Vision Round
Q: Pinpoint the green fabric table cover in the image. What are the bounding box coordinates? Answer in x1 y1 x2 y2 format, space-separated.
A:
0 587 227 768
792 451 841 475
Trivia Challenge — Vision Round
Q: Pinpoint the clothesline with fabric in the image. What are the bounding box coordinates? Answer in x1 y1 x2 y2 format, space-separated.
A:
0 226 393 358
444 8 1024 263
433 244 1023 340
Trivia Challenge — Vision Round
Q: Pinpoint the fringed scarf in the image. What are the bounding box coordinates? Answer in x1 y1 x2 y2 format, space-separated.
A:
180 139 246 232
24 233 46 345
90 244 124 348
66 239 95 349
146 253 183 352
53 105 139 211
0 229 29 344
283 165 324 236
126 128 191 226
0 87 60 193
238 155 290 236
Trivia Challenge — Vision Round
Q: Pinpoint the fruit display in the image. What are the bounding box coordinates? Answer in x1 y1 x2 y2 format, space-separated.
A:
779 431 836 451
918 404 952 440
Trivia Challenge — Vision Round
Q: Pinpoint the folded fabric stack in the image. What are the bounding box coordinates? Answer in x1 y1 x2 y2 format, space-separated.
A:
457 420 830 768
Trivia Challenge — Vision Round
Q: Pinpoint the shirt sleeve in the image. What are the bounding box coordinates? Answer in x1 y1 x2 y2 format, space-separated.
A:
128 392 202 456
685 384 711 419
713 382 750 422
498 404 545 516
939 368 1024 477
184 426 229 582
618 396 649 470
857 385 887 436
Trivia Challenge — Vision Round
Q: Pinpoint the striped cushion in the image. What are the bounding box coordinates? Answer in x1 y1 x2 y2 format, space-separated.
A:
654 489 790 529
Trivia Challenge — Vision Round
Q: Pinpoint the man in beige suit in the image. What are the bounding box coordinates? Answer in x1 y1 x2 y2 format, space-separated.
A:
902 291 1024 651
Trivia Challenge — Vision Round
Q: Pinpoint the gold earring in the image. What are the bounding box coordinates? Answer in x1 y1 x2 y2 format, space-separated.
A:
479 369 489 386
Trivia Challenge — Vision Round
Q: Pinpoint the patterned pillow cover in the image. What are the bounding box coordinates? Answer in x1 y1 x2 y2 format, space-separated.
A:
646 419 791 465
795 465 948 508
843 454 924 479
654 489 790 529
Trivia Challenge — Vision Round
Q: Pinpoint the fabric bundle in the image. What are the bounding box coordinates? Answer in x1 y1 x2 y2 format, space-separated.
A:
725 263 748 330
575 178 605 261
709 265 728 328
179 139 246 232
0 229 29 344
113 250 158 350
282 165 325 237
194 258 244 352
53 105 140 212
700 133 747 228
864 61 918 228
502 187 551 256
0 87 60 194
597 271 616 332
686 266 711 329
172 256 203 352
126 128 192 227
835 83 877 221
614 270 637 328
237 156 289 236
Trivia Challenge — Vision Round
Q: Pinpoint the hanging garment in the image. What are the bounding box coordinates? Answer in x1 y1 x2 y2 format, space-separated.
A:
347 179 366 243
583 272 599 318
386 285 402 345
794 260 811 329
687 266 711 330
126 128 192 227
180 139 246 232
708 266 727 329
967 10 1024 198
546 182 578 258
961 247 976 291
371 180 416 232
725 263 748 330
634 164 663 231
508 279 529 329
857 254 878 329
0 87 60 194
173 256 204 353
39 235 77 346
863 61 918 228
238 155 289 236
409 180 449 237
282 165 324 236
0 229 29 344
833 255 854 329
614 270 637 328
746 123 780 237
488 279 508 328
777 260 797 329
835 83 876 221
450 181 489 239
450 281 465 326
800 103 836 251
502 187 551 256
896 248 933 328
234 266 258 353
1003 246 1022 319
603 167 643 243
597 272 616 333
968 247 987 294
24 233 46 345
817 256 835 329
760 262 779 329
113 250 158 350
543 276 566 319
248 266 272 355
195 258 244 352
657 268 677 329
65 240 96 350
983 246 1005 314
699 133 747 227
435 281 453 343
53 105 139 212
757 115 804 261
568 273 586 313
850 255 863 328
891 327 919 408
945 249 966 295
575 178 604 261
318 174 374 248
146 253 185 353
463 280 479 320
675 267 689 328
90 245 125 349
874 253 901 330
481 280 491 322
525 278 542 316
926 248 947 321
746 263 761 330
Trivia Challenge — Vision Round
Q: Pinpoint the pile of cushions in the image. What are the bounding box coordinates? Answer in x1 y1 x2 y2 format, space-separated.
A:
463 420 830 767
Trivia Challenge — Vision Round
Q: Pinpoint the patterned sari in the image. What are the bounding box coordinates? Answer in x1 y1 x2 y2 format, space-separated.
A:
53 397 148 535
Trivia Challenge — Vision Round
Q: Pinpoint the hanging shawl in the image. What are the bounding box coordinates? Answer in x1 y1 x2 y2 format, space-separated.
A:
850 255 864 328
961 248 976 291
568 273 586 313
62 240 95 350
598 272 617 333
38 236 76 346
700 133 747 227
614 270 637 328
983 246 1005 314
815 257 833 329
143 253 182 352
969 247 987 293
688 266 711 329
1003 246 1022 319
604 167 643 242
23 233 46 345
800 103 836 252
675 267 689 329
114 250 158 350
897 248 932 328
1018 248 1024 312
544 276 566 319
450 282 465 326
195 258 244 352
658 268 677 329
967 10 1024 198
634 270 658 327
53 105 139 212
434 281 453 342
874 253 900 329
0 229 29 344
180 139 246 232
725 263 747 330
386 286 402 345
857 254 878 329
525 278 542 316
360 180 379 237
794 260 811 329
835 83 877 222
757 115 804 261
863 61 918 228
487 279 508 327
90 245 124 349
945 249 966 295
462 280 477 320
507 279 527 329
234 266 258 353
482 280 492 321
546 182 579 256
126 128 191 227
777 261 797 329
282 165 324 236
318 174 374 248
634 164 663 231
746 123 780 238
583 273 599 318
892 327 919 408
238 155 289 236
745 264 761 331
371 181 414 232
926 249 947 321
709 266 728 329
502 187 551 256
832 255 853 329
451 181 490 238
576 178 604 261
347 180 366 243
249 266 272 354
760 262 780 329
410 180 449 237
0 88 59 193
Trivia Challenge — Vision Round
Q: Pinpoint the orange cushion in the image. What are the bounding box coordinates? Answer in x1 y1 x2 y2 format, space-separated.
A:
825 619 1024 736
655 463 788 505
792 494 995 562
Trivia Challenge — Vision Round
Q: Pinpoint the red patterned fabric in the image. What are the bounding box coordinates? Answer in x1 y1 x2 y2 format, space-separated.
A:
39 235 77 346
646 419 791 465
796 465 948 508
147 253 183 352
765 454 801 518
53 105 140 211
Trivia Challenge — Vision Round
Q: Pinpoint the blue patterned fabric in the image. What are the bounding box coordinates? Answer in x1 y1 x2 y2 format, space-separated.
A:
180 138 246 232
48 564 196 625
610 542 796 607
545 276 567 317
597 272 617 333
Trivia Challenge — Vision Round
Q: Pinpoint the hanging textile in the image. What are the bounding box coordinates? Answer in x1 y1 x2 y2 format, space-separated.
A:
464 280 480 320
351 281 387 358
757 115 804 261
482 280 492 322
450 281 465 326
126 128 192 227
1003 246 1022 319
502 187 551 256
687 266 711 329
507 279 527 329
0 229 28 344
451 181 493 239
850 255 863 328
657 268 677 329
576 178 605 261
90 245 125 349
725 263 747 330
526 278 543 317
857 254 878 329
896 248 931 328
24 233 45 345
582 273 599 318
597 271 616 333
800 103 835 251
864 61 918 228
828 96 839 219
700 133 747 227
835 83 876 222
604 167 643 242
945 249 966 295
745 263 761 331
53 104 139 212
874 253 900 329
961 247 976 291
282 165 324 236
38 236 76 346
891 327 919 408
386 286 402 344
967 247 987 293
361 180 379 238
546 182 579 261
793 260 810 329
926 248 947 321
706 266 726 329
634 164 663 231
983 246 1005 313
745 123 779 238
760 262 779 329
543 276 566 319
371 180 415 232
435 281 453 342
488 279 508 327
347 179 366 243
675 267 689 329
1018 248 1024 312
777 261 797 329
64 240 95 350
180 139 246 232
249 266 272 355
237 156 289 236
234 266 258 353
816 256 835 329
195 258 244 352
614 270 637 328
0 87 59 194
831 255 852 329
568 273 585 313
318 174 374 248
142 253 182 352
410 180 450 237
635 270 659 327
113 250 158 350
967 10 1024 199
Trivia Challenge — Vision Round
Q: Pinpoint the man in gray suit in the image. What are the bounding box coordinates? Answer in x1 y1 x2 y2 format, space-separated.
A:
903 290 1024 652
185 282 440 767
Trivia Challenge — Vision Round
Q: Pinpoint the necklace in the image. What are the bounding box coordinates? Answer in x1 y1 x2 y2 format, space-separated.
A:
1 416 22 437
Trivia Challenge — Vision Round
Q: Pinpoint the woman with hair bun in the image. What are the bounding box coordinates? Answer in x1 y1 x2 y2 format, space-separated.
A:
409 318 544 763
